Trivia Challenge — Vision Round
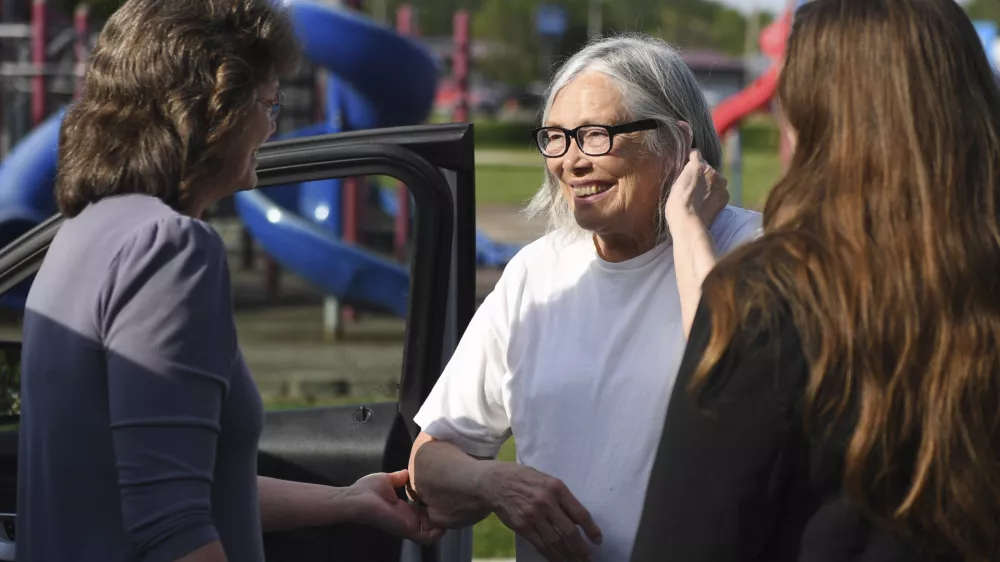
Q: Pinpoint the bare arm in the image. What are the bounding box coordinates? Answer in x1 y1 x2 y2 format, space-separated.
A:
408 432 495 527
258 476 360 533
258 472 443 544
671 214 719 337
175 542 226 562
664 150 730 337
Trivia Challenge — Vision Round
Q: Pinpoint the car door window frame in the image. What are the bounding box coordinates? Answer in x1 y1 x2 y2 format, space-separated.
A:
0 123 480 562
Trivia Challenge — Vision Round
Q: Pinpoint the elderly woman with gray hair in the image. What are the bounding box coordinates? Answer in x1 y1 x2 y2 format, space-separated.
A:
407 34 761 562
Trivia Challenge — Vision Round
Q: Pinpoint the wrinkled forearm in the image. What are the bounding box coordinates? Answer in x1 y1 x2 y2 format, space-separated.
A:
411 439 496 527
670 213 719 338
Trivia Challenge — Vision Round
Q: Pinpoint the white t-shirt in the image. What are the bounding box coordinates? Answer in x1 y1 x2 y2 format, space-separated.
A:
414 206 762 561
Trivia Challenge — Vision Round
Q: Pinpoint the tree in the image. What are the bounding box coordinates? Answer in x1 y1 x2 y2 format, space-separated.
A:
55 0 122 20
471 0 542 88
966 0 1000 22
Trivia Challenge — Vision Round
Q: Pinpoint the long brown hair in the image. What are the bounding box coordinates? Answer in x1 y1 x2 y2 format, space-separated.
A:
55 0 300 217
695 0 1000 558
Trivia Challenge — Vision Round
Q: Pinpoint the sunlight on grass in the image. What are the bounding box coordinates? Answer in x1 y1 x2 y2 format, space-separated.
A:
475 165 544 206
471 439 518 558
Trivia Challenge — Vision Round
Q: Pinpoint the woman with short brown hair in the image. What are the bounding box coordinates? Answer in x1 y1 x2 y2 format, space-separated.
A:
17 1 441 561
632 0 1000 560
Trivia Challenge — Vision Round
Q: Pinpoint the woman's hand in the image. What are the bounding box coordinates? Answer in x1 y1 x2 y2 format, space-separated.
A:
468 462 603 561
349 469 445 545
664 149 730 230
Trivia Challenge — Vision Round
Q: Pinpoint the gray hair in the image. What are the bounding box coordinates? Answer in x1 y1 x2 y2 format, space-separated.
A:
523 33 722 243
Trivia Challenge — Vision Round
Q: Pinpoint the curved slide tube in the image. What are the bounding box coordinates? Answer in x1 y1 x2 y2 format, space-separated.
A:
235 190 410 317
712 65 780 138
232 0 440 316
375 187 522 267
710 6 792 137
0 109 64 308
0 0 438 314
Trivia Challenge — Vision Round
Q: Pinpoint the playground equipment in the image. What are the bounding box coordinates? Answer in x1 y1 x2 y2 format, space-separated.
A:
0 0 523 322
712 0 1000 198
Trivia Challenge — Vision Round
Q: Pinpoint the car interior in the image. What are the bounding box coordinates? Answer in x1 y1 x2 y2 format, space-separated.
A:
0 122 482 562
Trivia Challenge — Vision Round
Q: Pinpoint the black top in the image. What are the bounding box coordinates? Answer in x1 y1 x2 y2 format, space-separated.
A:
630 300 962 562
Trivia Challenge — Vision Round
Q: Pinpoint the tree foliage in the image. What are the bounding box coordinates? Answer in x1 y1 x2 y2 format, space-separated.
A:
50 0 780 87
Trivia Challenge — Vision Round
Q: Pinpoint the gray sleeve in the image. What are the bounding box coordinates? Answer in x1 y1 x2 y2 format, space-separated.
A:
97 216 238 562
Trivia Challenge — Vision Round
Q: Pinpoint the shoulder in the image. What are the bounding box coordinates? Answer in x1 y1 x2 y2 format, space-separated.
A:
688 288 805 407
104 211 227 296
502 227 591 280
494 227 593 301
474 227 592 330
710 205 763 253
116 214 224 265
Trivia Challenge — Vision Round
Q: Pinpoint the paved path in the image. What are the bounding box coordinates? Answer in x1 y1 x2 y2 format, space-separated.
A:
475 149 540 167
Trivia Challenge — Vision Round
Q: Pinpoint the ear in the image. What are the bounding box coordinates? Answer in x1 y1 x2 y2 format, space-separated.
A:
675 121 694 153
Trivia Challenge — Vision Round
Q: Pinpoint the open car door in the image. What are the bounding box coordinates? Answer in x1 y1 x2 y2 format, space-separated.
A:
0 123 480 562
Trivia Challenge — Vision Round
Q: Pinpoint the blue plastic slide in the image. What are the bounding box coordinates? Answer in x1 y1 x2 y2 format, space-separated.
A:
0 0 524 312
232 0 439 316
0 109 64 308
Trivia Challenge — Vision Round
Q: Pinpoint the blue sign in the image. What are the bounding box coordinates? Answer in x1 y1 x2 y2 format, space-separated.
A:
536 5 567 37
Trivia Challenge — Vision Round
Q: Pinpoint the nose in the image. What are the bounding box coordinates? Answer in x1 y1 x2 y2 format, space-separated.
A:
561 140 592 174
269 119 277 136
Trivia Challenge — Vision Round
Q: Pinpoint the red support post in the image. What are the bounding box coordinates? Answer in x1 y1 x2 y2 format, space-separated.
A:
339 0 364 324
0 0 4 159
31 0 46 127
393 4 414 263
452 10 471 123
73 4 88 99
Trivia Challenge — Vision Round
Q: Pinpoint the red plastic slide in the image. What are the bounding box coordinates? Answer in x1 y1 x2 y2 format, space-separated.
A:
710 8 793 137
712 65 780 137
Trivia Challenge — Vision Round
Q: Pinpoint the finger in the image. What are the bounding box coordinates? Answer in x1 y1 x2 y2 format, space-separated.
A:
685 151 701 171
523 528 564 562
536 521 574 561
413 519 445 545
550 513 593 560
386 469 410 489
424 527 445 544
557 488 603 545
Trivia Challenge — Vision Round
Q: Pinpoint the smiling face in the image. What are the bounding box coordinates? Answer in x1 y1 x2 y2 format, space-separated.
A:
544 70 672 255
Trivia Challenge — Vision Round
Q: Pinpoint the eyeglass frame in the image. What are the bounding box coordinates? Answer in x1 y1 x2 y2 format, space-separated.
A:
531 118 663 158
257 91 284 121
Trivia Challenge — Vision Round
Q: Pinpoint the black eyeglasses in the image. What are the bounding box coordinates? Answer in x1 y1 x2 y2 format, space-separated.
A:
532 119 661 158
257 91 284 122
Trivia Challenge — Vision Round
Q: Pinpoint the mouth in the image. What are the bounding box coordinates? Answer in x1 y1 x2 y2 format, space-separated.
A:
571 182 615 199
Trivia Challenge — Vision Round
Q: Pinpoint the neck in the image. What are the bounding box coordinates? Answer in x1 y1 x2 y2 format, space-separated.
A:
593 229 661 262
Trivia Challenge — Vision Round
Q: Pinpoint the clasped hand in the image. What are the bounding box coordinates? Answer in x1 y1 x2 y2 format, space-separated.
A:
349 469 444 545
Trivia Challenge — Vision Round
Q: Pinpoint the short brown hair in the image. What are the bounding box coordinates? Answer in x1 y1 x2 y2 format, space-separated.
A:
56 0 300 217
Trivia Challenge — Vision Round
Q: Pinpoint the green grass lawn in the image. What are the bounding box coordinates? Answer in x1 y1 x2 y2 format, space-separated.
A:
474 164 545 206
475 148 782 210
726 149 784 211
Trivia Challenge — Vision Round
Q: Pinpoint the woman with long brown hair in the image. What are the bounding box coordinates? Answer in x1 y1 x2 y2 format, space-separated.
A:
630 0 1000 561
